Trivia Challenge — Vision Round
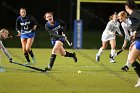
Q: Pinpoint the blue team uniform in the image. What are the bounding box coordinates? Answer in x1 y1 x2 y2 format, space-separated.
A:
130 10 140 50
45 19 66 45
16 15 37 38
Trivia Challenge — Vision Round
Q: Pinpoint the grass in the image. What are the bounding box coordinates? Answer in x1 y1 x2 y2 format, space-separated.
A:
0 48 140 93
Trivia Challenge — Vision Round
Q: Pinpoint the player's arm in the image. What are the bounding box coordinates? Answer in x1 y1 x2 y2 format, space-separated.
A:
30 15 38 31
58 19 66 32
115 23 122 36
15 18 21 36
45 24 64 38
0 41 12 62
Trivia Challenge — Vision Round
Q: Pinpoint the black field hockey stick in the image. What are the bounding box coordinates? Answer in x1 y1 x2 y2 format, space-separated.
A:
11 61 47 72
113 42 131 58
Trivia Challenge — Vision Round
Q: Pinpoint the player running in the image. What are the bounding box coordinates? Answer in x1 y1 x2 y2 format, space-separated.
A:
16 8 37 65
117 11 132 71
0 29 13 63
125 0 140 87
96 12 122 63
44 12 77 71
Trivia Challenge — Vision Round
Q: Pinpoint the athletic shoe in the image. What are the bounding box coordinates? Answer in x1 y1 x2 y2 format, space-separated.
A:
32 57 36 64
72 52 77 62
24 62 30 66
110 54 116 63
0 67 6 72
45 64 52 71
121 65 129 71
135 78 140 87
96 54 100 62
110 58 116 63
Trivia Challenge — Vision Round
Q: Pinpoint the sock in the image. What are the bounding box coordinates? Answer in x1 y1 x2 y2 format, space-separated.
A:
132 61 140 78
65 51 74 57
126 61 131 67
97 48 103 56
49 54 56 67
110 49 115 57
126 53 131 67
24 53 30 62
29 50 34 57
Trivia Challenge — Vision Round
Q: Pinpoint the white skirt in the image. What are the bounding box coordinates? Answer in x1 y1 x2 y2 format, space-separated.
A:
101 31 116 41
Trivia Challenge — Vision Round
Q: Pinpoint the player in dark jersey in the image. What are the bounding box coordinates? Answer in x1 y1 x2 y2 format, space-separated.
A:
16 8 37 65
44 12 77 71
125 0 140 87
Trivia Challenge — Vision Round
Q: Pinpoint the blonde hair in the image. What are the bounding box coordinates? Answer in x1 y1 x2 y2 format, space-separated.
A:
0 29 9 34
118 11 128 18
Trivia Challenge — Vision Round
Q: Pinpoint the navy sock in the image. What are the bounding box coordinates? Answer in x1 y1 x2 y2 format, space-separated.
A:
65 51 73 57
24 53 30 62
49 54 56 67
29 50 34 57
132 61 140 78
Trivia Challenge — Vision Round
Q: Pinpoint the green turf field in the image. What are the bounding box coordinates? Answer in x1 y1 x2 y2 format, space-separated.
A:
0 48 140 93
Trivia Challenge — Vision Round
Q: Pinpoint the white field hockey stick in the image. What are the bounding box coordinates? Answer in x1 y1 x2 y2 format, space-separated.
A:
63 34 72 46
65 37 72 46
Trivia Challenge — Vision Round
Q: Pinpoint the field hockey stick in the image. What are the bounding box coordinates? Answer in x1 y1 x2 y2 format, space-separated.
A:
64 36 72 46
11 61 47 72
113 42 131 58
65 38 72 46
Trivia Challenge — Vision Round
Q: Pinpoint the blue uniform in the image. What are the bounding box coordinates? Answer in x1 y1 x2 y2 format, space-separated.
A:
130 10 140 50
45 19 66 45
16 15 37 38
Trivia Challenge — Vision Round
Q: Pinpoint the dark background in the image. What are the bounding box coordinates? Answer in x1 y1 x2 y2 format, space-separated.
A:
0 0 140 48
2 0 139 30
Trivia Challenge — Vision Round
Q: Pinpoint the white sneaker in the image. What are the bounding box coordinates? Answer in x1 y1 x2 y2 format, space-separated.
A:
96 54 100 62
24 62 30 66
32 57 36 64
110 58 116 63
135 78 140 87
47 64 52 71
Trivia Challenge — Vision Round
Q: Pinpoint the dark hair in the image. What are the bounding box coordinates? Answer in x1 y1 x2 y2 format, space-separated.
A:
20 7 26 11
44 12 54 19
109 12 117 20
125 0 137 9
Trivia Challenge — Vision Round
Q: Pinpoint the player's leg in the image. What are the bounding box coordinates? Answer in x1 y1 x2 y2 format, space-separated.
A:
21 38 30 65
26 37 36 63
96 41 108 62
109 39 116 63
121 42 134 71
59 46 77 62
121 52 131 71
129 44 140 87
47 41 62 70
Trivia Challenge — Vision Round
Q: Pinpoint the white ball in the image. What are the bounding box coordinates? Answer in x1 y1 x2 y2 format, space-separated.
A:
78 70 82 74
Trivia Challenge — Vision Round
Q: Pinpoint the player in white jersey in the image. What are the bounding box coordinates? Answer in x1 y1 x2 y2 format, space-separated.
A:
118 11 133 71
0 29 13 63
96 12 122 63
